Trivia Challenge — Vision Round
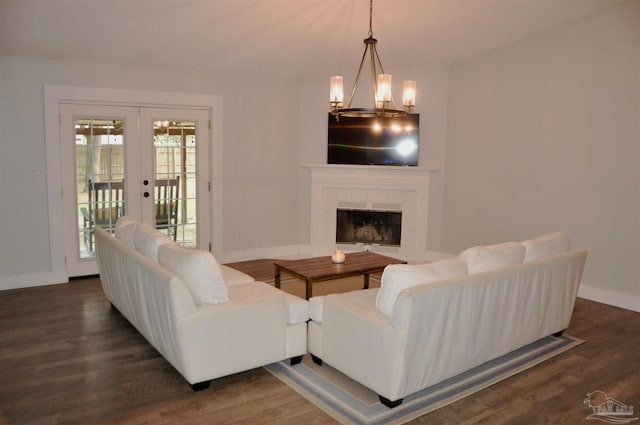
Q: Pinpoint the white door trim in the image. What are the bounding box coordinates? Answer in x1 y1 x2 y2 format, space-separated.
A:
44 85 223 281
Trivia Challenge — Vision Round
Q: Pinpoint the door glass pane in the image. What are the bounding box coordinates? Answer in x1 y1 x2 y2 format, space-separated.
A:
153 120 197 248
75 118 125 257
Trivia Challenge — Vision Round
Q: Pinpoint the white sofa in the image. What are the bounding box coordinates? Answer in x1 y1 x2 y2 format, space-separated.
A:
94 217 308 390
307 232 587 408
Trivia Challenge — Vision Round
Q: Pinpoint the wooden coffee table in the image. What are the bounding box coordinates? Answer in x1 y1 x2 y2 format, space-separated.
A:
274 251 406 299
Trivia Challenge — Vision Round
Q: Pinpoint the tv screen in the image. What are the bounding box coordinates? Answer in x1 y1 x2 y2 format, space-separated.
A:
327 113 419 166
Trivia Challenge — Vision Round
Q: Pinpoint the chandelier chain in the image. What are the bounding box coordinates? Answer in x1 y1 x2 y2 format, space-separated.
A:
368 0 373 37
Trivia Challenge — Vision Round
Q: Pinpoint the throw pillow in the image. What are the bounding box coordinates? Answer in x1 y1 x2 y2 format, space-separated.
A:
114 216 137 248
133 223 174 261
158 244 228 306
376 258 468 316
522 232 570 262
458 241 525 274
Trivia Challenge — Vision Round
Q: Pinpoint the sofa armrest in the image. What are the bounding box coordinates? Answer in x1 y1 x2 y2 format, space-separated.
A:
282 292 308 324
321 289 405 398
308 296 324 322
177 281 288 384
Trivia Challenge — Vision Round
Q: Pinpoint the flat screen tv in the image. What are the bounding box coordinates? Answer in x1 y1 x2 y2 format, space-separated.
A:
327 113 419 166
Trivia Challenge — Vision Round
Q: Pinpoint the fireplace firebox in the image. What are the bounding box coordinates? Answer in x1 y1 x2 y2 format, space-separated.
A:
336 209 402 247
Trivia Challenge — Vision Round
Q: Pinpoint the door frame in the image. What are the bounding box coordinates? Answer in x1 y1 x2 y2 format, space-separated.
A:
44 85 223 281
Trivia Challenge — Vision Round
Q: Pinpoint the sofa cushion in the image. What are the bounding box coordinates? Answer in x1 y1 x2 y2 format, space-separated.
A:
376 258 468 316
458 241 525 274
133 223 174 261
157 244 228 306
522 232 570 263
220 265 256 286
114 216 137 248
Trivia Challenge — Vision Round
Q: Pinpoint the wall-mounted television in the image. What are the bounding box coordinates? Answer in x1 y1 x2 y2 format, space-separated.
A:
327 113 419 166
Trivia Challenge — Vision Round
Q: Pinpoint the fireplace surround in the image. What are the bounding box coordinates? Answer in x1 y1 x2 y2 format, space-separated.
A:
305 164 436 261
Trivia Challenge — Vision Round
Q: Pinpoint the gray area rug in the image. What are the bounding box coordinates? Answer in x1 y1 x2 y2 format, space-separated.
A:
265 334 584 425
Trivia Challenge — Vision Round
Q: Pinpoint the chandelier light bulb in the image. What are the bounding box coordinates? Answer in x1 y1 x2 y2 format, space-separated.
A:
330 76 344 104
377 74 392 103
403 80 416 107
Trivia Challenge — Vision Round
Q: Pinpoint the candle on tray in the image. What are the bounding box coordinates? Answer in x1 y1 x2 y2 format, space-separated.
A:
331 249 345 264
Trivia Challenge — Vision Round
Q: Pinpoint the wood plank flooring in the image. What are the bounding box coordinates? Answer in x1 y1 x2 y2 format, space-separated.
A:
0 260 638 425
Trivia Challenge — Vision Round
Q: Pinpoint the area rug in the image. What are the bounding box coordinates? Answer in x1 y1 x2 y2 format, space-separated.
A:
265 334 583 425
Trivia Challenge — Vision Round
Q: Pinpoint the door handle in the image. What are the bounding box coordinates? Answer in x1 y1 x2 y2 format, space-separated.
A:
144 192 150 198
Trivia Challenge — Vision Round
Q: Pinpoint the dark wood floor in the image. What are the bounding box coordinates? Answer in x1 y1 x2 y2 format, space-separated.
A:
0 260 638 425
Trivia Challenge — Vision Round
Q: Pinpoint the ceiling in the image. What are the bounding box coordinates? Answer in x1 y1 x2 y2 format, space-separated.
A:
0 0 621 81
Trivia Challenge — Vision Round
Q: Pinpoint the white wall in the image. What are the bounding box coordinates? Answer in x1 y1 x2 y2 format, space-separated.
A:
0 55 300 286
443 0 640 311
0 56 5 275
1 56 53 279
296 64 450 254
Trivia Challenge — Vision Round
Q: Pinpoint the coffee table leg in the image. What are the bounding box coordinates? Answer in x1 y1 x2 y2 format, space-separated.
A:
275 265 281 289
363 273 370 289
306 279 312 300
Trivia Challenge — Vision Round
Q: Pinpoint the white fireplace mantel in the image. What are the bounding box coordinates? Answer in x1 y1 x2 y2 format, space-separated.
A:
303 164 440 261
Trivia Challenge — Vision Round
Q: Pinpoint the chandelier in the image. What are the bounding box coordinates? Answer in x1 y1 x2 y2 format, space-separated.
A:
329 0 416 121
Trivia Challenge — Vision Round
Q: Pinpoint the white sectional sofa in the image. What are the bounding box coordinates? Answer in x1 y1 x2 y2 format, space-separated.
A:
307 232 587 408
94 217 308 390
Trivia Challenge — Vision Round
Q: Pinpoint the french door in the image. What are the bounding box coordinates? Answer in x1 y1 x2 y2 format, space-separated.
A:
60 103 210 276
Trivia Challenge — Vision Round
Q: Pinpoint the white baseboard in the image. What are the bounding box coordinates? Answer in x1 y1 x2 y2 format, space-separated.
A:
218 244 312 264
0 271 68 291
578 283 640 313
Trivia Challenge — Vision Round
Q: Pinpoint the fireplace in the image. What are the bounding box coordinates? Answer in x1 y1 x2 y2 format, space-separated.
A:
305 164 436 261
336 209 402 247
